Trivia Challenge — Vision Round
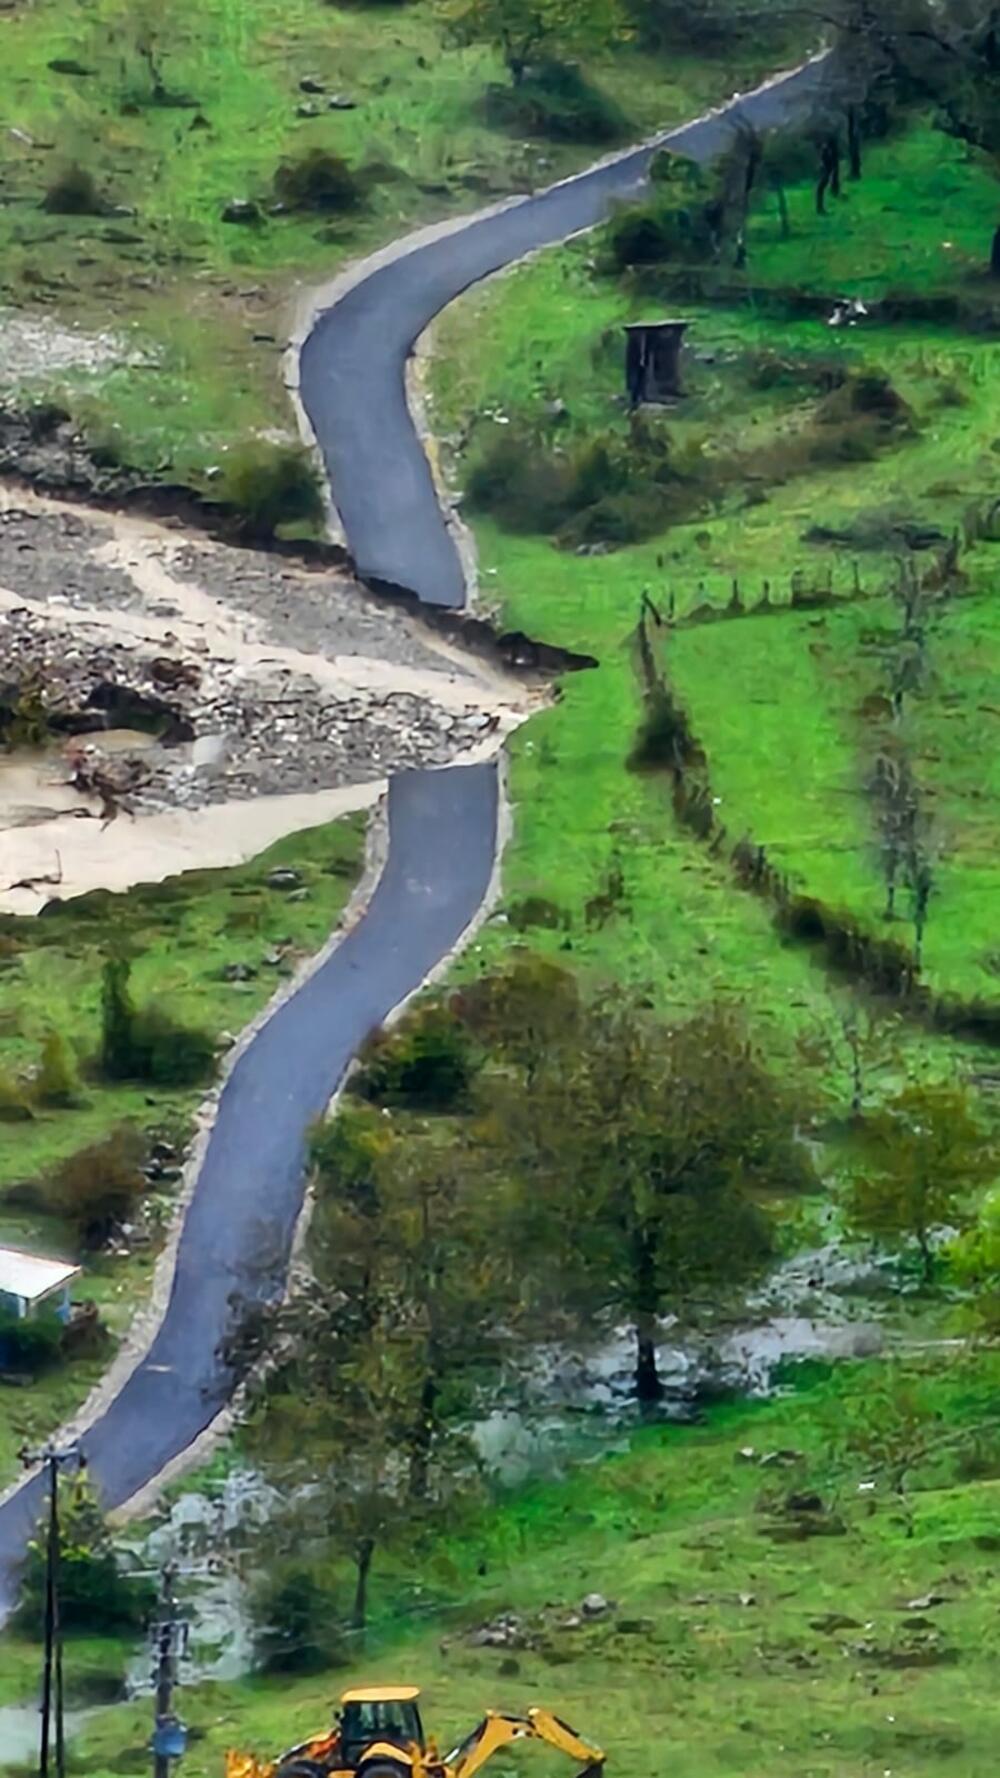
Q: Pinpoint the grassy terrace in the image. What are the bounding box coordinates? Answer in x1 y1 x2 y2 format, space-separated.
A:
0 813 363 1485
429 122 1000 1040
0 0 803 484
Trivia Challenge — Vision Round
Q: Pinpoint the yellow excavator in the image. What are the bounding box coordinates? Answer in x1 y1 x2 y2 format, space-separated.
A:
226 1685 605 1778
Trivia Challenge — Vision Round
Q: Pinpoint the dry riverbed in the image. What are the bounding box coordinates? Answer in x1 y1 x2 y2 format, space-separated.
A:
0 489 533 912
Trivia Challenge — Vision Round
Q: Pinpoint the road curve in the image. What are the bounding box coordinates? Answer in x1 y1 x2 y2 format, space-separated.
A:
300 55 831 608
0 766 498 1606
0 49 829 1606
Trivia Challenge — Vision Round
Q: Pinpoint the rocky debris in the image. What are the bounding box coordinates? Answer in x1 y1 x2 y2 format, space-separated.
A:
785 1490 825 1514
0 503 143 610
220 962 257 983
328 93 358 110
0 320 138 394
0 602 504 813
168 539 451 675
221 199 262 227
904 1591 949 1611
265 868 302 891
468 1613 526 1649
299 75 326 94
580 1592 611 1618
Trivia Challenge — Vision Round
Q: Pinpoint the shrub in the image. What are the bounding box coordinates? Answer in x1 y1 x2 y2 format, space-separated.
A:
273 148 366 213
467 416 692 545
484 60 627 143
16 1475 156 1637
249 1563 345 1674
466 427 575 533
34 1030 82 1109
47 1126 146 1250
41 164 105 216
0 1070 33 1123
629 686 703 772
605 154 717 271
99 956 216 1088
130 1008 216 1087
218 442 325 541
355 1005 480 1110
0 1311 64 1375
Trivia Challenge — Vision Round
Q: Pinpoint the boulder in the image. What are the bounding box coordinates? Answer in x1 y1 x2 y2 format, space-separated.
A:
221 199 262 227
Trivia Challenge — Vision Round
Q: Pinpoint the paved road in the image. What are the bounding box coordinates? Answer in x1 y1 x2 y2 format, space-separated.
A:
301 56 830 608
0 50 830 1607
0 765 498 1607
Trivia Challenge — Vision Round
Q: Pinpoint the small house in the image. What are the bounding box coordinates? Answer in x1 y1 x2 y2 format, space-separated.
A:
0 1248 81 1323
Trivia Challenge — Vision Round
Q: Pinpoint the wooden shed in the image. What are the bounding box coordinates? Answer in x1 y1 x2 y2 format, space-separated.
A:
624 319 691 407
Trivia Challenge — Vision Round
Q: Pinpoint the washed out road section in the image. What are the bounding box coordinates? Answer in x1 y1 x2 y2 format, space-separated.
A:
0 763 498 1606
300 57 830 609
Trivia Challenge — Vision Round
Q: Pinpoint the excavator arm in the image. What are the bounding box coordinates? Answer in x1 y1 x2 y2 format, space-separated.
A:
447 1707 605 1778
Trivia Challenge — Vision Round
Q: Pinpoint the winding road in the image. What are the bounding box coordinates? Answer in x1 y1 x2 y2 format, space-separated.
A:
0 51 829 1607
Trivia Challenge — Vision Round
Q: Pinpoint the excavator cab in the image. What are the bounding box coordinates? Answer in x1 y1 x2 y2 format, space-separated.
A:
340 1686 426 1769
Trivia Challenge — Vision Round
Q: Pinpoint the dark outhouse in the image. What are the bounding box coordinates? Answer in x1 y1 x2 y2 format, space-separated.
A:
624 319 690 407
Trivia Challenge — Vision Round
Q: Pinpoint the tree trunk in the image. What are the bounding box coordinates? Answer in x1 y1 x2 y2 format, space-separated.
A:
775 182 790 239
352 1536 375 1631
408 1374 438 1500
847 107 862 180
991 224 1000 278
631 1225 663 1408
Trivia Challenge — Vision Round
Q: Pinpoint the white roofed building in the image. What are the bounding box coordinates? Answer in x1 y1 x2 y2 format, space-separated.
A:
0 1248 81 1322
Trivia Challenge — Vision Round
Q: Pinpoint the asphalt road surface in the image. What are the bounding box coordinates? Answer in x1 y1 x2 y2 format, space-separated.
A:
0 50 829 1606
0 765 498 1607
300 55 830 608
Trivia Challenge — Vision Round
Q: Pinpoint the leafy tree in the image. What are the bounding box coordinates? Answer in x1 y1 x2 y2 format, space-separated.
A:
825 1364 945 1538
496 997 812 1404
844 1082 996 1281
16 1471 155 1637
245 1117 510 1626
443 0 622 84
451 953 580 1085
797 1003 903 1120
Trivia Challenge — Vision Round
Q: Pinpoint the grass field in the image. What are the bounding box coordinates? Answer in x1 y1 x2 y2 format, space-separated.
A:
0 0 804 487
0 811 363 1485
429 121 1000 1036
35 1348 1000 1778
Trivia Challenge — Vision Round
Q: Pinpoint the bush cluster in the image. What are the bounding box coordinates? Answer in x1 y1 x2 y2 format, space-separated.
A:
484 60 627 143
218 442 325 541
100 956 216 1088
354 1005 481 1110
0 1311 64 1375
466 415 704 547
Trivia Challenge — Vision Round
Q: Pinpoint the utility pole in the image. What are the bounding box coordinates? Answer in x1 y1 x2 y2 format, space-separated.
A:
19 1442 81 1778
150 1563 188 1774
